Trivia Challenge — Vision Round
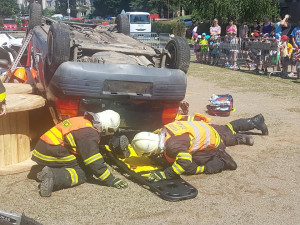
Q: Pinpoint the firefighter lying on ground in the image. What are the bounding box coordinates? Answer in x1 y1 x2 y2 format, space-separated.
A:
0 80 6 116
131 113 268 182
32 110 128 197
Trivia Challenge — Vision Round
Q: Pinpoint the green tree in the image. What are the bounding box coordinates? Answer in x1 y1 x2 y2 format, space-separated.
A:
55 0 77 17
93 0 130 17
190 0 279 24
0 0 19 18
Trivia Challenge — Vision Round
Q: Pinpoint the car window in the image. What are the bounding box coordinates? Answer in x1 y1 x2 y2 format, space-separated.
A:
3 20 16 24
130 15 150 24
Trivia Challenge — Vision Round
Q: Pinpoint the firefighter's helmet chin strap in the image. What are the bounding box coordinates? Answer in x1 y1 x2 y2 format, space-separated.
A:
157 128 167 154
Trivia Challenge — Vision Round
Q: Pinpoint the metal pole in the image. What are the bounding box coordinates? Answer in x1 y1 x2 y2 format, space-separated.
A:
168 0 169 19
67 0 70 20
179 0 181 18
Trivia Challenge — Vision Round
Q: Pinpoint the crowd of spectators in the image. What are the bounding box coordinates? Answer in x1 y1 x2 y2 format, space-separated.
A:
191 15 300 79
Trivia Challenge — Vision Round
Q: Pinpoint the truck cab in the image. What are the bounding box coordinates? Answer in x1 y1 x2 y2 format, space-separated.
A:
126 12 151 33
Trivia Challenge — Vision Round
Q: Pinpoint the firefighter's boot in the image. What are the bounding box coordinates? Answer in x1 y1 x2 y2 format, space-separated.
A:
37 166 54 197
229 114 268 135
217 149 237 170
235 134 254 146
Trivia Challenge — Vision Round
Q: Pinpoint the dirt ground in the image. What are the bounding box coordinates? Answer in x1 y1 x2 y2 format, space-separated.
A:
0 63 300 225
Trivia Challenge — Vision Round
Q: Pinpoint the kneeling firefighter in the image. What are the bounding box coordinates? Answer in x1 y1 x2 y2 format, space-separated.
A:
32 110 128 197
131 114 268 182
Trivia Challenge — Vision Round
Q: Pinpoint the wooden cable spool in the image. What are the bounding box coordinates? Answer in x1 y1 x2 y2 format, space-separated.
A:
0 84 45 174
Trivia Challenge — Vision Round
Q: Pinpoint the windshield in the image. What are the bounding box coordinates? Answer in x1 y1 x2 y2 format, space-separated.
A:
3 19 16 24
130 15 150 24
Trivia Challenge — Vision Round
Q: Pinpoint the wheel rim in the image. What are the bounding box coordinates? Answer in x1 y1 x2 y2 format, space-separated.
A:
47 31 54 65
166 42 177 69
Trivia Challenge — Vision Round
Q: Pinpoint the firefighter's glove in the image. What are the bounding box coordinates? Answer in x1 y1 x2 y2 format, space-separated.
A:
112 178 128 189
147 171 168 182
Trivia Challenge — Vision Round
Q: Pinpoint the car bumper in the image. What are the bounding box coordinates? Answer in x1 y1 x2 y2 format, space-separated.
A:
49 62 187 101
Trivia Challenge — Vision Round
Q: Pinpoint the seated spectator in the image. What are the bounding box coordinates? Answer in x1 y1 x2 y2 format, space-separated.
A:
210 18 221 38
239 22 249 38
261 16 274 36
290 19 300 77
280 14 291 36
250 19 260 34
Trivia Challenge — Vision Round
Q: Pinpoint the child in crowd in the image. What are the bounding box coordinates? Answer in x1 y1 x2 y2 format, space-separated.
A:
209 36 220 65
199 33 209 63
193 34 200 62
295 49 300 79
279 35 293 78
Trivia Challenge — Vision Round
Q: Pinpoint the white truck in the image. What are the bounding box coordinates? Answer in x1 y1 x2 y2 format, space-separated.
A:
126 12 151 33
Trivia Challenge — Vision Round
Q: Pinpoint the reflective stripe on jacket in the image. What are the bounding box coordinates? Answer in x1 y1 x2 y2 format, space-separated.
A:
164 121 220 154
0 81 6 103
40 117 95 150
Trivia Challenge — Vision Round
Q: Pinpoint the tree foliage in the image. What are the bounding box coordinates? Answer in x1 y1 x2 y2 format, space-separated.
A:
55 0 77 17
93 0 130 17
0 0 19 18
190 0 280 24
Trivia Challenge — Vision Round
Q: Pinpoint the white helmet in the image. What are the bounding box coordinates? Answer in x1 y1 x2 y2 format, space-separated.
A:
131 132 161 156
86 110 120 135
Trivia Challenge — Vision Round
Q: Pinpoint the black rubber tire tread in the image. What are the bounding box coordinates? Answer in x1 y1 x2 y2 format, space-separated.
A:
47 22 70 74
116 14 130 35
28 2 42 30
165 37 190 73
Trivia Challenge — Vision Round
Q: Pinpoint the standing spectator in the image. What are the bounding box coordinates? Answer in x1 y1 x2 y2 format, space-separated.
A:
192 23 200 37
290 20 300 76
193 34 200 63
279 35 292 78
275 17 282 38
199 33 209 63
239 22 249 38
281 14 291 36
226 19 238 69
250 19 261 34
261 16 274 36
210 18 221 38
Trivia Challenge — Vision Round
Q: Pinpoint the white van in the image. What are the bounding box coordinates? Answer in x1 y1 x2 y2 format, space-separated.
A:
126 12 151 33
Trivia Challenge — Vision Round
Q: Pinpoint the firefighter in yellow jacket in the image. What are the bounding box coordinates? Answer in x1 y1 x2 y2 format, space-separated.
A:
0 80 6 116
32 110 128 197
131 113 268 182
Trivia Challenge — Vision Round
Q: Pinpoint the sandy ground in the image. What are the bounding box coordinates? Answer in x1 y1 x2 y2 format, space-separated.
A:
0 64 300 225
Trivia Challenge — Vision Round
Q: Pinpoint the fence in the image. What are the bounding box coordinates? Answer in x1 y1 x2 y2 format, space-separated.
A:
193 36 296 77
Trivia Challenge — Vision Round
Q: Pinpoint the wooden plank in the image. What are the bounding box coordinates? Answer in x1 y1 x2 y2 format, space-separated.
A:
0 157 37 176
3 83 33 94
17 111 30 162
3 113 11 166
6 94 45 113
9 112 18 164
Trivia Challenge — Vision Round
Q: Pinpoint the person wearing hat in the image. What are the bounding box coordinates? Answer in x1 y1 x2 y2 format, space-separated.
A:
199 33 209 63
32 110 128 197
279 35 292 78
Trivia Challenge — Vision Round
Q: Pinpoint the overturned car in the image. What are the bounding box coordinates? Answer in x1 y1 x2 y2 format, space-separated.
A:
27 2 190 130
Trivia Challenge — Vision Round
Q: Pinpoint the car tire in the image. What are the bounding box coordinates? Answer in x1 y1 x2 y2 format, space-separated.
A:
165 37 190 73
28 2 42 30
116 14 130 35
47 22 70 74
